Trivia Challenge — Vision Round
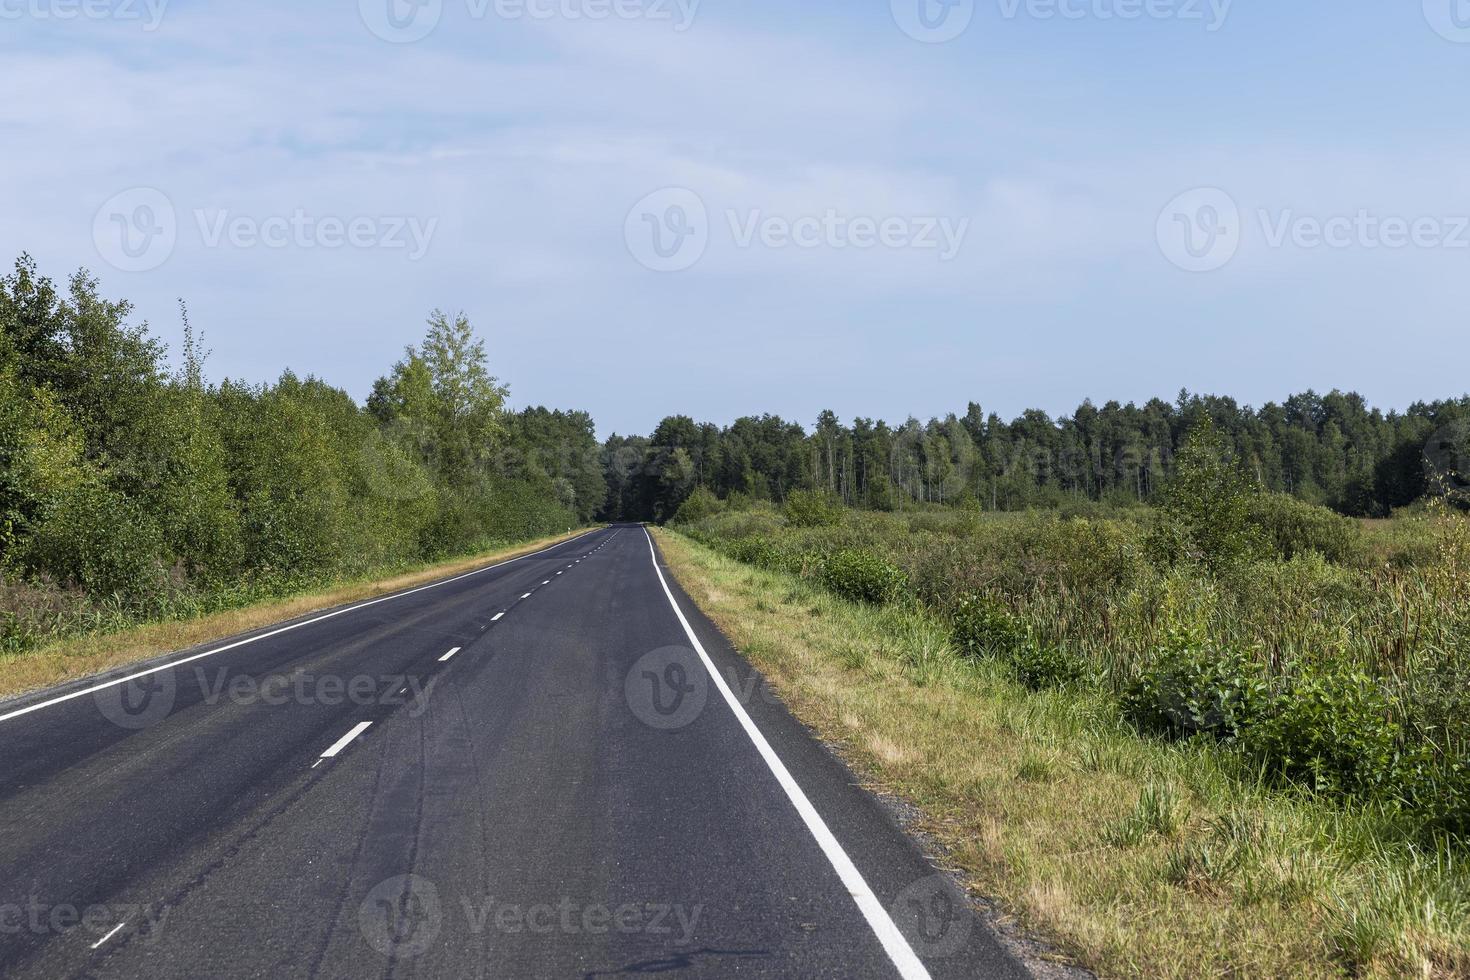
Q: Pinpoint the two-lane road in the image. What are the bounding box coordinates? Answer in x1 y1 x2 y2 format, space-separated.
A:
0 525 1029 979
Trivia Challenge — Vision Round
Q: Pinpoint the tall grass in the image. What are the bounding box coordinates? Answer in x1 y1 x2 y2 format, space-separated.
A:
679 497 1470 842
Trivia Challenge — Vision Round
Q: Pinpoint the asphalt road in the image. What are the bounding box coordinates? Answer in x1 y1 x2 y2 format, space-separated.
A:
0 524 1030 979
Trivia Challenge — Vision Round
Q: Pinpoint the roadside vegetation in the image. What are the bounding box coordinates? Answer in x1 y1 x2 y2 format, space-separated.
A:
0 255 604 664
665 424 1470 977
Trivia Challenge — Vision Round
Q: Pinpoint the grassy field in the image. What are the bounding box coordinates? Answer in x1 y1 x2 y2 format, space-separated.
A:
0 528 594 703
657 500 1470 978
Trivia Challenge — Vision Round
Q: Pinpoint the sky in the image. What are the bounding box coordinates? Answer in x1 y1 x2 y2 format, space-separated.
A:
3 0 1468 438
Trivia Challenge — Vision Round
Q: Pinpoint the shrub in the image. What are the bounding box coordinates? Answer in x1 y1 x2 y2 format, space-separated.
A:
24 479 166 604
950 594 1027 660
1246 493 1363 564
1148 420 1267 571
783 489 844 528
1009 643 1085 690
820 548 908 605
671 486 723 525
1243 668 1407 798
1122 646 1268 742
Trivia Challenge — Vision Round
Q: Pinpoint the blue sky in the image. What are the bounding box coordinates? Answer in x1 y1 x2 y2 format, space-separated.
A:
3 0 1468 436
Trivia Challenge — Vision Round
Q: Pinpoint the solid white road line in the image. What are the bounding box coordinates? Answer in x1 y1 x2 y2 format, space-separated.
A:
321 721 373 758
642 529 932 980
91 922 127 949
438 647 461 663
0 529 605 726
491 613 505 622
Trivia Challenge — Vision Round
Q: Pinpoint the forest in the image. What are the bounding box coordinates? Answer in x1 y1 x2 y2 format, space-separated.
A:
604 396 1470 524
3 253 1466 652
0 256 603 650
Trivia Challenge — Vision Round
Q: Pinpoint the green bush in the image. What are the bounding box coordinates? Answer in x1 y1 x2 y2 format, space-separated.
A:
1246 493 1364 565
672 487 723 525
1243 668 1408 798
783 489 844 528
820 548 908 605
1122 646 1268 742
24 480 166 604
950 594 1027 660
1009 643 1085 690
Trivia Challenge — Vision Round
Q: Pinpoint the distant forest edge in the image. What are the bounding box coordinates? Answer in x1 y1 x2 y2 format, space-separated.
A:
605 392 1470 524
1 255 1466 648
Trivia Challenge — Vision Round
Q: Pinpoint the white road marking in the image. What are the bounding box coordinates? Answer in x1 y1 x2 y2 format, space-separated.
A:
491 613 505 622
556 571 563 576
642 529 932 980
321 721 373 758
0 530 605 725
91 922 126 949
439 647 461 662
541 580 550 585
520 593 533 599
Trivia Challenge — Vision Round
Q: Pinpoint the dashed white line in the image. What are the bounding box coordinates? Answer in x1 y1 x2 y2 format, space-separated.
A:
491 613 505 622
439 647 461 662
0 529 603 726
541 580 550 585
320 721 373 759
91 922 126 949
520 593 533 599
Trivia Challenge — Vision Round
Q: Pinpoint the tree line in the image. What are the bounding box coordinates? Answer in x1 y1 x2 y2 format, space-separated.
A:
601 394 1470 523
0 255 603 619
